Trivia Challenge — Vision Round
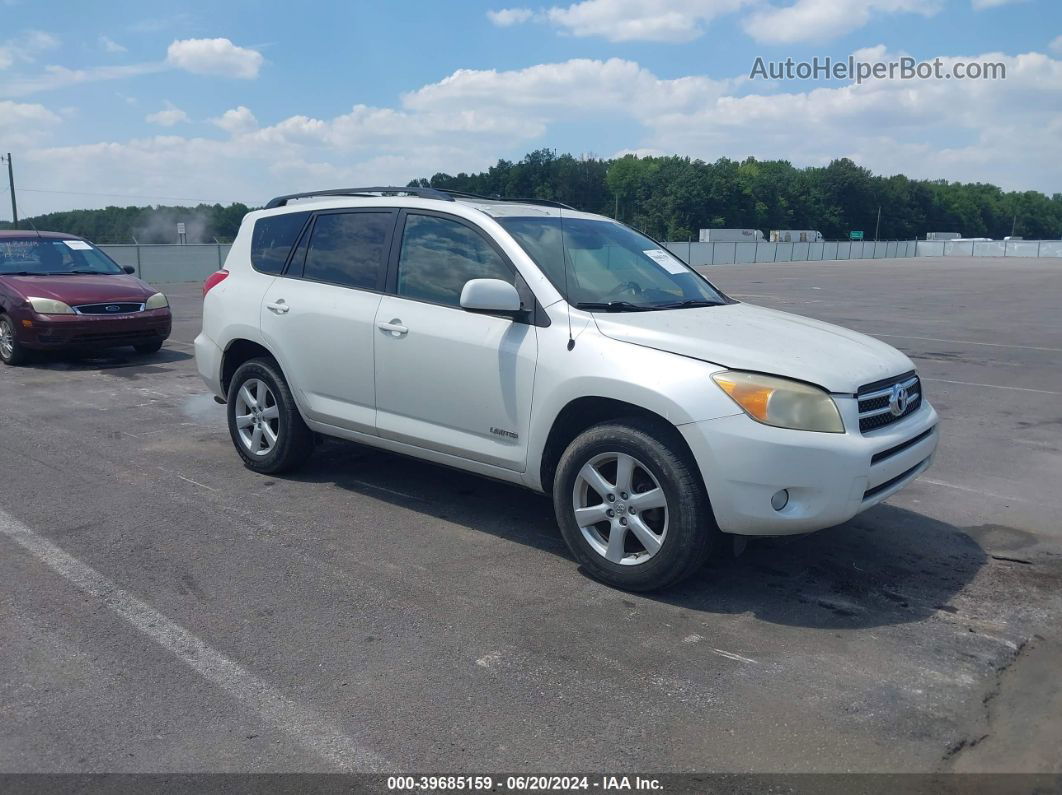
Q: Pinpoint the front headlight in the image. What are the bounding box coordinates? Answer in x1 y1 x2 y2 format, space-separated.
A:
711 370 844 433
27 297 74 315
145 292 168 310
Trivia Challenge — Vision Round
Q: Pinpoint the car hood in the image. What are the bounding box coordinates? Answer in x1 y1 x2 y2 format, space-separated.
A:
0 273 154 305
593 302 914 394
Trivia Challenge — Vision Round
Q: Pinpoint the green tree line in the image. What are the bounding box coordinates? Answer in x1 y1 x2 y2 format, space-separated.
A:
3 150 1060 242
412 150 1062 241
0 203 250 244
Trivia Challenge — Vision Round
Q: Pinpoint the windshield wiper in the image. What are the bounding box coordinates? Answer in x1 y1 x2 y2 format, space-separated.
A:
575 301 659 312
652 299 724 309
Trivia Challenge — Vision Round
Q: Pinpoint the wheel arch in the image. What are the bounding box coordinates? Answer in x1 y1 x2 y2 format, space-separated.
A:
221 338 278 396
538 396 699 497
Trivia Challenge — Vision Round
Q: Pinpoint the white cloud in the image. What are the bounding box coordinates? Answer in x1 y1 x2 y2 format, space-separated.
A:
743 0 941 44
545 0 749 42
99 35 127 54
145 101 189 127
487 7 535 25
1052 36 1062 55
212 105 258 134
166 38 263 79
0 30 58 69
0 62 166 98
14 49 1062 217
972 0 1028 7
0 99 61 148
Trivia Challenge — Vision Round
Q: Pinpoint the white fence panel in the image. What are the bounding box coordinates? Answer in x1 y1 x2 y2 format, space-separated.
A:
974 241 1005 257
917 241 945 256
755 243 776 263
809 242 824 260
944 241 975 256
822 242 838 259
1039 241 1062 257
735 242 757 264
1004 241 1040 257
792 242 810 261
713 242 737 264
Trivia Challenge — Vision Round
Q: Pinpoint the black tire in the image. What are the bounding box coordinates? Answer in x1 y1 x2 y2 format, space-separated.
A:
0 314 28 366
226 357 313 474
133 340 164 354
553 417 718 592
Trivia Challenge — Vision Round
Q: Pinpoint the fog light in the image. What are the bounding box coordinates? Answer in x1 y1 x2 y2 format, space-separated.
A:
21 319 32 328
771 489 789 511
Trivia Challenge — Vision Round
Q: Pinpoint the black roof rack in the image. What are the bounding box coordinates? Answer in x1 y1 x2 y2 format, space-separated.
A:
439 189 577 211
264 186 454 209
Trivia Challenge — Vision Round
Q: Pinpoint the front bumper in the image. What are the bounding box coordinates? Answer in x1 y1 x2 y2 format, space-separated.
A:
14 307 171 350
680 399 939 535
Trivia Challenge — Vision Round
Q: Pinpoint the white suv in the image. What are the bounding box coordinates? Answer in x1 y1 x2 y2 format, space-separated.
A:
195 187 938 591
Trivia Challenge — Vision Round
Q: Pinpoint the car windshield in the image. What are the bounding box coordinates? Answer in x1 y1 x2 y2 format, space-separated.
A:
497 216 727 310
0 238 123 275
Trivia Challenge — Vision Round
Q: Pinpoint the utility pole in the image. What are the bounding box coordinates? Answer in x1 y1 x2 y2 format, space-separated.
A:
1011 214 1017 237
874 205 881 241
2 153 17 227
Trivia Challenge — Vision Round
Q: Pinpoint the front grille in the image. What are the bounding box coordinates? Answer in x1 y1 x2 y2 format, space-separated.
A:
72 302 145 315
69 330 161 343
871 428 934 465
857 371 922 433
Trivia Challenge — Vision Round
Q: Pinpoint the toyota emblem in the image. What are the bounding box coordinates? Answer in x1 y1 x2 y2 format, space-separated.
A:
888 383 909 417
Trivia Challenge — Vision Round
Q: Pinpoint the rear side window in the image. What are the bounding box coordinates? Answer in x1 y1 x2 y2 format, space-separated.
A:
397 214 513 307
302 212 392 290
251 212 310 274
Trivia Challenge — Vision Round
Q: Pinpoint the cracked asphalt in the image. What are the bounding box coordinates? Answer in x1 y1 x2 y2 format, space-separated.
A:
1 255 1060 773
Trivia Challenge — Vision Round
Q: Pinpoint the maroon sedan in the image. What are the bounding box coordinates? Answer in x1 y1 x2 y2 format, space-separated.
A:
0 231 171 366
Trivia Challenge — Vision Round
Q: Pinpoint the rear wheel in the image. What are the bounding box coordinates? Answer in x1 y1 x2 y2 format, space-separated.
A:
133 340 164 354
553 418 717 591
0 315 28 366
226 357 313 474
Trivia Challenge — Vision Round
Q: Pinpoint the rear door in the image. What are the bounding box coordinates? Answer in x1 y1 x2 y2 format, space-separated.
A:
373 211 538 471
260 208 396 434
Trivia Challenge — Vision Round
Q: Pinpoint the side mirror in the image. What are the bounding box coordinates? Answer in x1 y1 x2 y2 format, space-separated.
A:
459 279 522 317
122 265 136 275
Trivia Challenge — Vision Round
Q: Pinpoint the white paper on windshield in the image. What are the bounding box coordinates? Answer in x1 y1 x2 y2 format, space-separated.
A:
642 248 686 275
63 240 92 250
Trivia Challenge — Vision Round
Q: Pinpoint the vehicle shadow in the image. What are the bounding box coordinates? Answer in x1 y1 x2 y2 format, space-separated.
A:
289 438 985 630
24 347 192 371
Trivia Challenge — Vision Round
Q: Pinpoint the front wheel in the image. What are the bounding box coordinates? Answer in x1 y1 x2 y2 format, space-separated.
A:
226 357 313 474
553 418 717 591
0 315 28 366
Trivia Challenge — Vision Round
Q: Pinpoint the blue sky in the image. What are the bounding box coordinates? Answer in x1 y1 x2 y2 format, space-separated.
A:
1 0 1060 216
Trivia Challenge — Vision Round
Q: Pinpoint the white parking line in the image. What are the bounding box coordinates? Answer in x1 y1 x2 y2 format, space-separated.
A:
921 378 1062 396
868 333 1062 354
0 508 384 771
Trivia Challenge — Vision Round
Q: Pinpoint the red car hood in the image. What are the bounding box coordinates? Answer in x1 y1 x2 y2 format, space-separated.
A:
1 273 155 305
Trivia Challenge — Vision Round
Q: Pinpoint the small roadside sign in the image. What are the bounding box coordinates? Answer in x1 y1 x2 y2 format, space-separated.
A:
176 222 186 235
849 230 864 240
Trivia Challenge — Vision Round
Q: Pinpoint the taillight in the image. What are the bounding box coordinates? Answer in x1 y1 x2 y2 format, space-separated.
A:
203 269 229 296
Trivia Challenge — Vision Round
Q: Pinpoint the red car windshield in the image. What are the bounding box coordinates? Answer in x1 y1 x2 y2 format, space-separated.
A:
0 238 123 275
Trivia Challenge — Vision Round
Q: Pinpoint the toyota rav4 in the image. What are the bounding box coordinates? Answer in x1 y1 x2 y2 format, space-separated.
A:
195 187 939 591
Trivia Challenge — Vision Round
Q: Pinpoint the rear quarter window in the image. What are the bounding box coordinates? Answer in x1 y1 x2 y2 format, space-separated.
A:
250 212 310 274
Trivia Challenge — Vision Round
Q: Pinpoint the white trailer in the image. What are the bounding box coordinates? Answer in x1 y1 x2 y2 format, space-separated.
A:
926 232 962 241
698 228 764 243
770 230 823 243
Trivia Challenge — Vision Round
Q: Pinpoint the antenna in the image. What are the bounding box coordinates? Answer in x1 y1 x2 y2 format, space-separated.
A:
559 204 575 351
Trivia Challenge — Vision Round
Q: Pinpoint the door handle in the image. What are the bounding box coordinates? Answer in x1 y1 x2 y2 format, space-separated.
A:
377 319 408 336
266 300 289 314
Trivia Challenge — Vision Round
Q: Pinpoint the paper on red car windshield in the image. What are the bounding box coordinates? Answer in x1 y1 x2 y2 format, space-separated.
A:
642 248 686 275
63 240 92 250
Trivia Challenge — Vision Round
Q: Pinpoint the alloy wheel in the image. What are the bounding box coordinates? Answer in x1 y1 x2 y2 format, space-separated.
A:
234 378 281 456
572 452 669 566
